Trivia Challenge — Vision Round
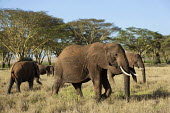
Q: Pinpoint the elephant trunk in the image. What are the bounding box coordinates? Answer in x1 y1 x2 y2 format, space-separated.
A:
124 74 130 102
141 68 146 83
117 51 131 102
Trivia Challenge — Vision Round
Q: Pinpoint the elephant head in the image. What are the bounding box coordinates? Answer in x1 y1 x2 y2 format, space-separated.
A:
105 44 131 76
105 43 131 101
88 43 131 74
126 52 146 83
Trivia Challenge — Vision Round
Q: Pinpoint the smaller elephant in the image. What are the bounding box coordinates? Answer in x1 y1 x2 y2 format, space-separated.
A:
108 52 146 84
7 61 42 94
37 64 54 76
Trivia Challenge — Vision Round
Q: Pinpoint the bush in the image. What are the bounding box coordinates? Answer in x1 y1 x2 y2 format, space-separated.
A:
166 60 170 64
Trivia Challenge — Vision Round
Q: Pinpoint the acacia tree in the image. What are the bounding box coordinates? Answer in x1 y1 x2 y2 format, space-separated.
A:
159 35 170 63
0 34 13 68
33 46 46 64
0 9 64 60
148 32 163 64
0 43 8 68
114 27 154 56
67 18 120 45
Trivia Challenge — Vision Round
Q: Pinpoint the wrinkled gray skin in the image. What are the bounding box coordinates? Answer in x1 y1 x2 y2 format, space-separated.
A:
37 64 54 76
52 42 131 102
108 52 146 84
7 61 42 94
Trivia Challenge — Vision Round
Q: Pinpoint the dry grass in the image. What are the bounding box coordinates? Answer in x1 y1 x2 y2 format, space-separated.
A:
0 65 170 113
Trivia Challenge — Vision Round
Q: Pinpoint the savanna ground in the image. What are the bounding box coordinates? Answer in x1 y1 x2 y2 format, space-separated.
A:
0 64 170 113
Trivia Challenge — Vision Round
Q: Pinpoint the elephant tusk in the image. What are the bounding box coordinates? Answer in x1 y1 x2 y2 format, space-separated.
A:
119 66 132 76
130 71 139 76
139 68 144 70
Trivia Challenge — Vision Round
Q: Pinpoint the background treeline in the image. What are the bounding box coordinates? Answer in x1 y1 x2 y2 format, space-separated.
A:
0 9 170 68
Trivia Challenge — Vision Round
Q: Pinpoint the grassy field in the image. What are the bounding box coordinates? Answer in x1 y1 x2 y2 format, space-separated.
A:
0 65 170 113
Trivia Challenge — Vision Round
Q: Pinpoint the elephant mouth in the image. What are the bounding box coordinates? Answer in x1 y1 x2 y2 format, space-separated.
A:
139 67 144 70
109 62 118 68
109 63 113 66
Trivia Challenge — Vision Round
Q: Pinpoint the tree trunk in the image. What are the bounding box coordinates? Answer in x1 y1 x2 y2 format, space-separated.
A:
2 61 5 68
47 55 51 65
1 52 6 68
154 52 161 64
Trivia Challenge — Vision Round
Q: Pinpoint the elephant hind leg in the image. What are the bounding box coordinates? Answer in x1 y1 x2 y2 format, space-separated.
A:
72 83 83 97
7 77 15 94
15 78 21 93
52 79 63 95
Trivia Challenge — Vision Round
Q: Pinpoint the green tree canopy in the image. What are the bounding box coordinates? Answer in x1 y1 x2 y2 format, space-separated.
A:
114 27 155 55
0 9 64 60
67 18 120 45
159 35 170 63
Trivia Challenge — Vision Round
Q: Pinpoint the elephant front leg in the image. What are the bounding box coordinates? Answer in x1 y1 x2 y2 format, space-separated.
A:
91 70 102 102
7 77 15 94
72 83 83 97
108 69 115 85
35 77 42 85
101 69 112 99
28 80 34 91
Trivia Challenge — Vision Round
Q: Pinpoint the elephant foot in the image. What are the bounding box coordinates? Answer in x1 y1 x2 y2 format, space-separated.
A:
93 96 101 103
37 81 42 85
101 94 108 101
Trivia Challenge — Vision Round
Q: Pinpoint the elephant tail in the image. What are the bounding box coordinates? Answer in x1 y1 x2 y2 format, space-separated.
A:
10 62 18 78
11 71 17 79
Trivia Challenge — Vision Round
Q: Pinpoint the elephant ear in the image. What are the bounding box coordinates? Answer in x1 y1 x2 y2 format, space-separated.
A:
87 42 109 69
126 52 135 68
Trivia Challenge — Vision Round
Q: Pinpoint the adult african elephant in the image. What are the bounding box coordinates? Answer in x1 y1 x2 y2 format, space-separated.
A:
7 61 42 94
37 64 54 76
108 52 146 84
52 42 131 102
